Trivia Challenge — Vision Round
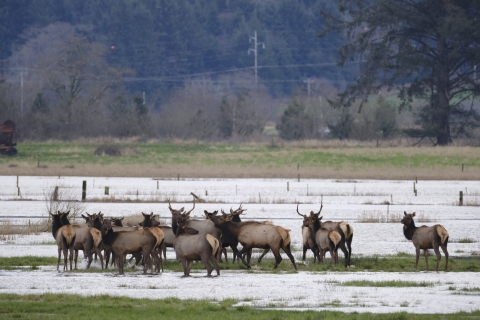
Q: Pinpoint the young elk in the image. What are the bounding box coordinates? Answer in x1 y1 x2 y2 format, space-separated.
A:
401 211 449 272
50 211 76 271
67 212 104 269
174 216 220 277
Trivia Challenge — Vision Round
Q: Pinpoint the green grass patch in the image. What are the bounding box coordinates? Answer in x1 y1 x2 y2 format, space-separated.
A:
0 256 57 270
341 280 435 287
0 293 479 319
1 254 479 273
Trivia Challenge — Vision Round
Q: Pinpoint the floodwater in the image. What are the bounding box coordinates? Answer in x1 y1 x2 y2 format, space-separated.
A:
0 176 479 314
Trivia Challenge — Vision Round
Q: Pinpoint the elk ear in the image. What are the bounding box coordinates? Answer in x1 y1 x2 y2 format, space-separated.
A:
142 212 147 217
65 211 70 216
412 212 416 217
404 211 407 216
318 216 323 220
150 212 154 217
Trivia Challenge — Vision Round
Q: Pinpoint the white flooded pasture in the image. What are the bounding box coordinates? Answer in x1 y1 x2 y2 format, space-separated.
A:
0 176 479 314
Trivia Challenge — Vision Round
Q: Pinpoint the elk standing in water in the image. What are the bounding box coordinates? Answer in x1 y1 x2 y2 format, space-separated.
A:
174 215 220 277
65 212 104 269
169 201 223 261
207 212 297 270
296 204 318 263
50 211 76 271
302 209 341 264
401 211 449 271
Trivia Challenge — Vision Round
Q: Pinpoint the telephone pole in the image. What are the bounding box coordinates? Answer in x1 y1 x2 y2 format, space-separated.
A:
248 30 265 84
303 78 314 97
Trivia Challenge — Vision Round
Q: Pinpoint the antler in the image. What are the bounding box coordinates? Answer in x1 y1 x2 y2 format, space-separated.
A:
296 204 306 217
317 197 323 215
185 199 196 216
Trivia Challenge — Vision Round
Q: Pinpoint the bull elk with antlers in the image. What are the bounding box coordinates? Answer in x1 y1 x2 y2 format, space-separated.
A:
207 211 297 270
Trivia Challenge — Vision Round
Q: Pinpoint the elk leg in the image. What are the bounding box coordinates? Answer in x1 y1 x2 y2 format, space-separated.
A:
257 249 269 263
236 246 252 269
302 245 307 261
210 255 220 276
424 249 429 271
221 248 228 263
440 244 449 271
186 260 193 276
95 247 104 269
282 244 297 270
433 247 442 272
415 246 421 269
347 235 353 264
271 248 282 269
338 242 349 267
57 246 61 271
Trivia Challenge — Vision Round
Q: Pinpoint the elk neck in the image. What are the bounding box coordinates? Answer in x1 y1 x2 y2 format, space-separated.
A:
403 219 417 240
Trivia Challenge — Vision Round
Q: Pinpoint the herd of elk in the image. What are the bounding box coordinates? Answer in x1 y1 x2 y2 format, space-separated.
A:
49 201 451 275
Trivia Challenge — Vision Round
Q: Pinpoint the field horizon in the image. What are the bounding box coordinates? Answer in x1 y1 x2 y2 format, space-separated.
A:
1 140 479 180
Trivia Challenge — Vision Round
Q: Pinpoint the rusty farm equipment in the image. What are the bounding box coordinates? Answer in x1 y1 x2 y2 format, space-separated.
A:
0 120 18 156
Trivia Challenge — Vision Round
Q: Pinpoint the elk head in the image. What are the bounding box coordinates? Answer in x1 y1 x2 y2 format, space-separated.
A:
401 211 416 229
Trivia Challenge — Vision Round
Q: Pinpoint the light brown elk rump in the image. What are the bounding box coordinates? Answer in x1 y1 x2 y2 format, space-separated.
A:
50 211 76 271
173 217 220 277
401 211 449 271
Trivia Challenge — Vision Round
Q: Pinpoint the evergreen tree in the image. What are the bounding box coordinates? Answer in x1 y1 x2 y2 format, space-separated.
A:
276 99 314 140
321 0 480 145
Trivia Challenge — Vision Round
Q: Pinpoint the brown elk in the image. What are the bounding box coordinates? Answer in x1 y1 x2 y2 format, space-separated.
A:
296 204 318 263
63 212 104 269
101 218 164 274
50 211 76 271
207 212 297 270
169 200 223 261
173 215 220 277
138 213 175 260
302 208 341 264
298 204 351 267
401 211 449 271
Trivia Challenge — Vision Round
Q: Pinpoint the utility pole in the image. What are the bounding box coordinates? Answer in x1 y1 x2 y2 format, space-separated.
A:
248 30 265 84
303 78 314 97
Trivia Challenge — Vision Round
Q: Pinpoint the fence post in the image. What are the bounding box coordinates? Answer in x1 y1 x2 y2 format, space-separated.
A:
298 174 300 182
54 186 59 201
287 182 289 191
105 186 109 195
82 181 87 201
459 191 463 206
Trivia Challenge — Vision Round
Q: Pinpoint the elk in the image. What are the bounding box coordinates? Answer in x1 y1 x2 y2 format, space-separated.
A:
319 219 353 265
302 209 341 264
63 212 104 269
401 211 449 271
50 211 76 271
213 205 271 264
138 213 175 260
101 218 164 274
173 215 220 277
207 212 297 270
296 204 317 263
169 200 223 261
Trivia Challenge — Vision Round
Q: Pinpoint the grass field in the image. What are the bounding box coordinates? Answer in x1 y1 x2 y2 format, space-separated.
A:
1 293 479 320
1 141 480 180
0 254 478 273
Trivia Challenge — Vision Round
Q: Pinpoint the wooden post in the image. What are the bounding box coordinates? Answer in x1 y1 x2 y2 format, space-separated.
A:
287 182 289 191
177 174 180 181
82 181 86 201
16 175 19 188
205 190 208 196
298 174 300 182
387 203 389 223
413 182 416 193
54 186 59 201
307 184 309 196
17 187 20 197
459 191 463 206
105 186 109 195
258 192 261 203
415 177 417 183
157 181 159 190
391 194 393 205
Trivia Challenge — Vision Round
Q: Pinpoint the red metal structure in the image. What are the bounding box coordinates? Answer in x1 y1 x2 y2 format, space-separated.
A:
0 120 18 156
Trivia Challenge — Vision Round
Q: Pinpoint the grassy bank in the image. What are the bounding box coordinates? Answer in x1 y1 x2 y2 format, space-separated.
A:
1 141 480 180
1 254 478 272
0 294 478 319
